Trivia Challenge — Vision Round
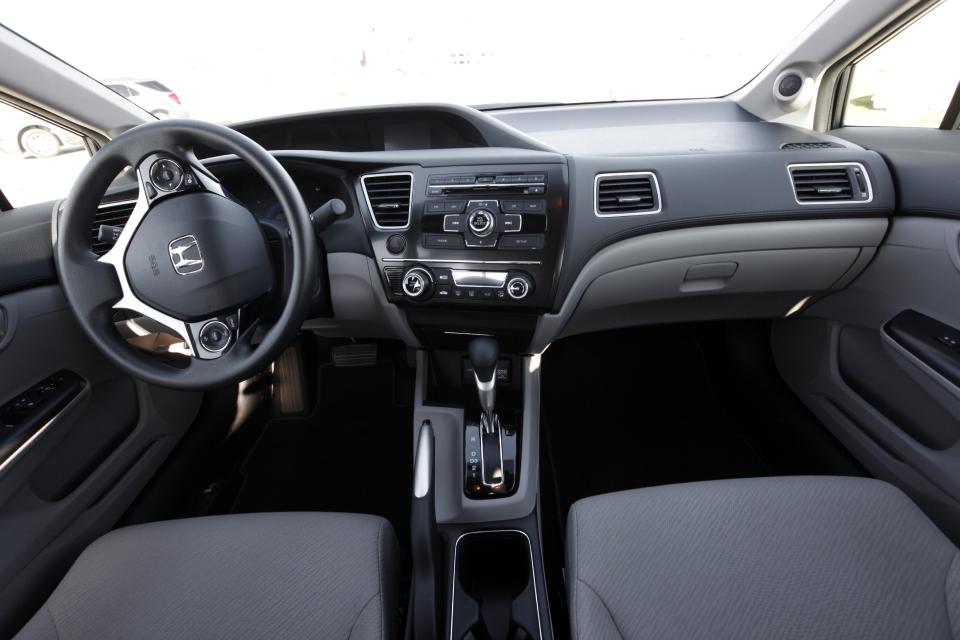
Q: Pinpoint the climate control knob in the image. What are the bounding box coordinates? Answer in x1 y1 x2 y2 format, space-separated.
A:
402 267 433 299
506 274 533 300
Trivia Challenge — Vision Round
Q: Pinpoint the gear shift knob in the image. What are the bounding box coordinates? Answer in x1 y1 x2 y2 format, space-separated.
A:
469 337 499 383
468 338 499 427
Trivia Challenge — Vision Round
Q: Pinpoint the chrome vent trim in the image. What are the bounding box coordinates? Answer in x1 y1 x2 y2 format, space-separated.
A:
91 199 137 255
788 162 873 205
594 172 662 217
361 172 414 230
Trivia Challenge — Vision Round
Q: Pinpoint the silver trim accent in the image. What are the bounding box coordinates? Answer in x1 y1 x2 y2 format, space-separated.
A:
197 320 231 353
382 258 541 266
467 210 495 237
99 170 197 356
360 172 414 231
787 162 874 205
479 412 504 487
451 270 507 288
594 171 663 217
443 331 494 337
98 198 139 210
475 373 497 421
449 530 544 640
402 267 432 298
150 158 184 192
0 385 87 478
442 214 462 232
168 234 204 275
429 182 545 190
507 276 530 300
413 421 433 499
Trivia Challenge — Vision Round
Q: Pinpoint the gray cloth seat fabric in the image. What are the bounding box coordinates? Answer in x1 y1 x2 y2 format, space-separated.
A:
15 512 398 640
567 476 960 640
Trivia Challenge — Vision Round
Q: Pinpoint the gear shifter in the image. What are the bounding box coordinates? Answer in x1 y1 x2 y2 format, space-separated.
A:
467 337 511 490
469 337 499 432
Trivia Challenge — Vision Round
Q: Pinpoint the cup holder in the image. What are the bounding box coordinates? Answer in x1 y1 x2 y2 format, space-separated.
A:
450 531 540 640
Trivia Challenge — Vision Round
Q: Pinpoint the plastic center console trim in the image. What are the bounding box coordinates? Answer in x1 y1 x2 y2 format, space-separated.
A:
449 529 544 640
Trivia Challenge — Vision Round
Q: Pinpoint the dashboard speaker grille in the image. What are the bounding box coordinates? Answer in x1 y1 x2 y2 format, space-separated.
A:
595 172 661 216
362 173 413 228
91 199 136 255
781 142 843 150
789 163 871 203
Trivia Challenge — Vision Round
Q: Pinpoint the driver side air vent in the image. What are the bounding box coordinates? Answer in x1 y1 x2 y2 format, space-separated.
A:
91 199 136 255
789 163 872 204
361 172 413 229
595 172 662 216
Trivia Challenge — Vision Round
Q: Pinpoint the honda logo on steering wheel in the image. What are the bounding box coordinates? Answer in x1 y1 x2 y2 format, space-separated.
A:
168 235 204 275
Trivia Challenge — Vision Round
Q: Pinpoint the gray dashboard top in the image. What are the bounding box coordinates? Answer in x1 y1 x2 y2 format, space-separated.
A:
491 99 858 155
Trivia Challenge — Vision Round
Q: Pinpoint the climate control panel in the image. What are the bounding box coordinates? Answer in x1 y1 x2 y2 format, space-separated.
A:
385 266 535 304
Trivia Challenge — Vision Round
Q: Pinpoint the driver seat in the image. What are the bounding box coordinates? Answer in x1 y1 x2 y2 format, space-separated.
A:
14 512 398 640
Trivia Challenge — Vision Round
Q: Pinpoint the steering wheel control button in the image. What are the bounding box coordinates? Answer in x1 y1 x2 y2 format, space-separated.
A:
402 267 433 299
507 276 533 300
198 320 231 353
149 158 184 191
468 209 496 237
386 234 406 254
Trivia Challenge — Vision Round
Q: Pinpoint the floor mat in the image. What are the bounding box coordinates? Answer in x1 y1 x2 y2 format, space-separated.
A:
229 360 415 548
541 325 772 523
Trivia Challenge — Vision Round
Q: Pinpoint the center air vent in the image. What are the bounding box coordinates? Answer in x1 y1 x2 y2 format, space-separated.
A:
595 172 662 216
361 173 413 229
789 163 872 204
91 199 136 255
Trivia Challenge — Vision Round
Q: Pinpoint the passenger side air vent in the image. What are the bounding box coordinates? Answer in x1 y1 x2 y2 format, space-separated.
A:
361 173 413 229
595 172 662 216
781 142 843 150
91 199 136 255
789 163 872 204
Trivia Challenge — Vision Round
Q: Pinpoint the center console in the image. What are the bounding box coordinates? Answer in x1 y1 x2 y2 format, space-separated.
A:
359 163 567 318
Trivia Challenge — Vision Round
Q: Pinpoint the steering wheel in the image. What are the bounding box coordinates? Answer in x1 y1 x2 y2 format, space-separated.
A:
55 119 316 389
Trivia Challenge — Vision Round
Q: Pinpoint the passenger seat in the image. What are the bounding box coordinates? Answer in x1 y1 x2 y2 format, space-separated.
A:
566 476 960 639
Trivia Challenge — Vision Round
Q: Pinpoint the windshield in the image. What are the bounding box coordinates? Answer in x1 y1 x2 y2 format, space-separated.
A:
2 1 832 122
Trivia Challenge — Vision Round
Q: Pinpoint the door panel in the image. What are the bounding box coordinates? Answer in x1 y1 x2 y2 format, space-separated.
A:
773 126 960 539
0 207 202 636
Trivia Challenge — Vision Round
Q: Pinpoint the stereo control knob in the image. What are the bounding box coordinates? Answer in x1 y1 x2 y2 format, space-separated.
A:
402 267 433 299
506 274 533 300
468 209 495 237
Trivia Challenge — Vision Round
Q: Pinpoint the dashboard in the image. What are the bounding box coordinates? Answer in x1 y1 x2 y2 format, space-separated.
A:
92 101 897 353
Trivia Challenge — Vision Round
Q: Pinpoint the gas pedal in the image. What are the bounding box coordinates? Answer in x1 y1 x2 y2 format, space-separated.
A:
331 343 378 367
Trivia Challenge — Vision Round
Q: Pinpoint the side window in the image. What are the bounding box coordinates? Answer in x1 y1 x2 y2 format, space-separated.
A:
107 84 130 97
843 0 960 128
0 102 91 208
